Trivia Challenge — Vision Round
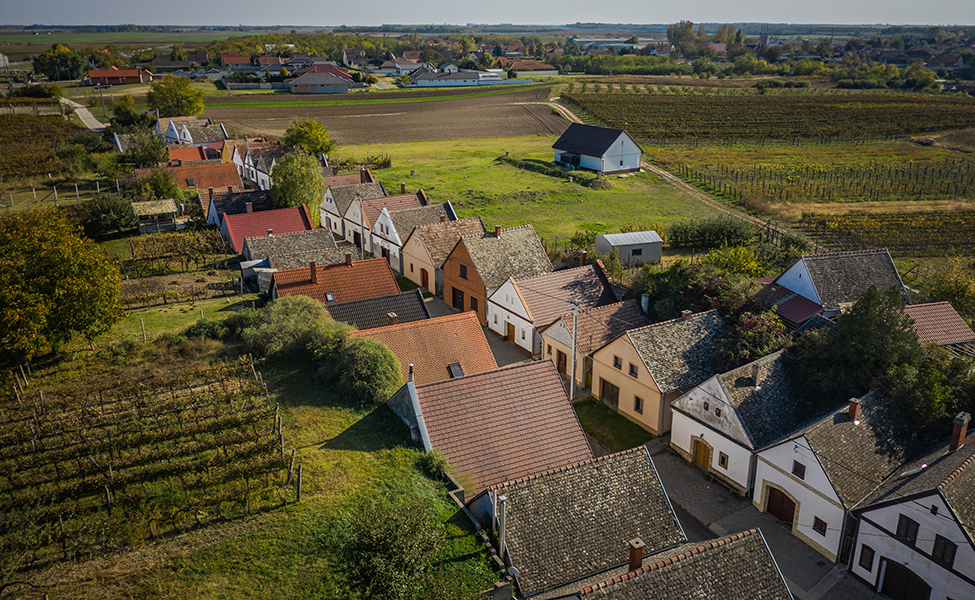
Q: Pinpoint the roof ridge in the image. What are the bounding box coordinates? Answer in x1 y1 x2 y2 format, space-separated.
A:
937 447 975 491
579 529 758 595
415 359 548 390
349 310 474 335
803 248 889 260
630 308 718 333
486 446 646 492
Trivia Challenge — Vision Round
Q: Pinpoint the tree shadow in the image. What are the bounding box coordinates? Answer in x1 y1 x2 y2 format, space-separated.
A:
320 404 414 453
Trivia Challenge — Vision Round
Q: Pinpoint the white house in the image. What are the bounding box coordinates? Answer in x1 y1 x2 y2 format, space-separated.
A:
341 191 429 257
158 117 229 146
848 413 974 600
320 182 386 240
486 262 617 355
595 231 663 266
369 202 455 273
551 122 643 175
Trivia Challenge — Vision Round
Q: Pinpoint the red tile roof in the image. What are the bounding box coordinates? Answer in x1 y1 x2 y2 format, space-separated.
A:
904 302 975 345
164 162 243 191
272 256 399 304
414 360 592 494
349 311 497 385
322 168 374 187
222 205 313 253
756 282 824 327
167 146 209 162
360 191 428 228
509 262 617 328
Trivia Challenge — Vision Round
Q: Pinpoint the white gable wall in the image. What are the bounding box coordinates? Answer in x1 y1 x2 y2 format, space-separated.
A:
671 409 754 494
343 201 373 255
776 260 821 305
207 199 221 226
487 279 534 354
851 494 975 599
600 133 642 173
371 209 405 273
321 188 344 238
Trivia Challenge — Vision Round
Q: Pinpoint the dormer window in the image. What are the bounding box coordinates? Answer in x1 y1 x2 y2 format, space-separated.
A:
324 292 335 302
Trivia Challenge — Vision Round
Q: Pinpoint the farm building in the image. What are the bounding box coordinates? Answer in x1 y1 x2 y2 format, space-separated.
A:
132 199 180 234
88 66 153 85
595 230 662 265
288 72 350 94
552 123 643 175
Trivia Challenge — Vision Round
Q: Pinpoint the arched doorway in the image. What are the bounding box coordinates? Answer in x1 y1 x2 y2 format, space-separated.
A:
879 559 931 600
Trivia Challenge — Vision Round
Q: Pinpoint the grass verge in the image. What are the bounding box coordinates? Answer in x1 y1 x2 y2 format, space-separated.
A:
573 396 654 453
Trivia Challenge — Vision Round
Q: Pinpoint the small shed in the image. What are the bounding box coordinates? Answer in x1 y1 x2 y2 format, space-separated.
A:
132 199 180 234
595 230 662 265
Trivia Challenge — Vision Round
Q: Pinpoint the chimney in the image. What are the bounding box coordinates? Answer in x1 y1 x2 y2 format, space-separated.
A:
310 261 317 284
628 538 645 571
848 398 860 421
498 495 508 563
266 228 273 236
387 312 398 326
624 121 628 132
681 309 692 321
950 412 971 452
360 167 366 183
245 202 253 213
401 182 406 195
227 186 233 193
494 225 502 237
440 215 446 223
333 166 339 177
207 187 213 199
408 363 414 383
579 250 587 267
345 252 353 266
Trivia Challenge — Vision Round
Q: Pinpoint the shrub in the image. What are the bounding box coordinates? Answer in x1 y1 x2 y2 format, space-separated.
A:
336 337 402 405
667 216 754 249
10 83 62 98
703 244 767 277
226 295 330 360
185 317 226 340
82 192 138 238
416 449 451 480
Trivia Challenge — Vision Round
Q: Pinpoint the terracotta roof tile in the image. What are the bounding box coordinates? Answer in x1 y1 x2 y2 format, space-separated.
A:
222 205 313 253
462 225 552 289
904 301 975 346
409 217 485 268
159 162 243 191
509 263 617 327
272 256 399 304
415 361 592 495
361 191 428 228
551 299 651 356
349 311 496 384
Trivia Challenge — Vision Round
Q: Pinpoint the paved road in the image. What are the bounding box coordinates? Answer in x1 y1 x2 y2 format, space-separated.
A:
61 97 106 131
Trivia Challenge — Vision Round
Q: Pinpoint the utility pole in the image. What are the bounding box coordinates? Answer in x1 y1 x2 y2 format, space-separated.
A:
357 194 365 260
569 299 579 402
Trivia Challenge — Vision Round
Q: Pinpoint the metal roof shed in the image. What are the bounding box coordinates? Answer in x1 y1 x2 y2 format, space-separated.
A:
595 230 662 266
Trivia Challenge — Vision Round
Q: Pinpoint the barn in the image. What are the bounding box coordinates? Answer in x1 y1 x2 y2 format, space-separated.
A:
552 123 643 175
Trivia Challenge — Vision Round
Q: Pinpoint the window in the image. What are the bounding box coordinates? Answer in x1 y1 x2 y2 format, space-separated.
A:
460 264 468 280
521 330 525 340
718 452 728 469
703 401 709 411
933 535 957 569
613 356 622 370
410 263 414 273
493 314 498 324
448 363 464 378
632 248 642 256
896 515 919 546
628 363 638 378
792 461 806 480
470 297 478 312
858 545 875 571
547 345 552 356
634 396 644 414
813 517 827 536
715 408 721 417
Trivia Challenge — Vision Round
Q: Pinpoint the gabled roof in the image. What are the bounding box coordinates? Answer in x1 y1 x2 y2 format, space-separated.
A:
597 230 663 246
159 162 243 191
222 205 313 253
359 191 428 228
131 199 177 217
414 361 592 495
349 311 496 385
407 217 485 267
754 283 825 328
272 256 399 304
575 529 793 600
265 248 353 271
625 310 726 394
289 72 352 87
903 301 975 346
485 447 685 598
552 123 643 158
797 249 909 311
385 204 450 240
322 169 373 187
167 146 213 162
208 190 273 220
324 289 430 331
243 228 336 260
179 120 229 144
329 182 386 215
794 313 836 335
508 263 617 327
460 225 552 289
797 391 920 509
547 299 651 356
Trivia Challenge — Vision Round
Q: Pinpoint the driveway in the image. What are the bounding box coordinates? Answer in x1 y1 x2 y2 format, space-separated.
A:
61 98 106 131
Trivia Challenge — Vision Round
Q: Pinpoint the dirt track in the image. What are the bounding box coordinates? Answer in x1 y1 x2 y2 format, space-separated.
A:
205 87 569 144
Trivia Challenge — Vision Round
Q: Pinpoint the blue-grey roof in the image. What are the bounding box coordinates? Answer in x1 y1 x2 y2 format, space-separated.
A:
324 289 430 330
597 231 663 246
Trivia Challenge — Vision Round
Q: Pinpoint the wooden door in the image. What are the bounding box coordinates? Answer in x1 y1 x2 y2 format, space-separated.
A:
600 379 619 411
353 231 362 248
880 560 931 600
421 269 429 290
506 323 515 343
556 350 567 375
452 287 465 311
693 440 710 469
766 488 796 525
381 247 390 263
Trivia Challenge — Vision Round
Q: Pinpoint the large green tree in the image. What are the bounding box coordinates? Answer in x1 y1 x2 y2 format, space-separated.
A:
146 75 205 117
280 119 337 156
32 44 86 80
82 192 139 239
123 129 168 168
0 209 123 362
270 152 324 227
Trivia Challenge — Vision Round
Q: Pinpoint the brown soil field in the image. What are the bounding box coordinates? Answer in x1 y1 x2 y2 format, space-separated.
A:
202 83 548 105
204 87 570 144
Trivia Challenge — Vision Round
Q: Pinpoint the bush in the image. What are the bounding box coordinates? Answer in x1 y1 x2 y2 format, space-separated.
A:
185 317 226 340
416 449 451 480
667 216 754 249
10 82 62 98
82 192 138 238
336 337 402 405
703 244 767 277
225 295 331 360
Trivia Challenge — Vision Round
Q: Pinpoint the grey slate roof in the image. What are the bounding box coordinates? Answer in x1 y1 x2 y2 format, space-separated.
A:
324 289 430 330
243 229 337 260
627 310 726 394
462 225 552 289
794 313 836 335
551 299 651 356
290 72 351 87
488 447 685 598
265 248 353 271
573 529 793 600
552 122 642 158
409 217 485 268
386 204 449 240
800 249 909 311
180 120 228 144
329 182 386 215
210 190 273 218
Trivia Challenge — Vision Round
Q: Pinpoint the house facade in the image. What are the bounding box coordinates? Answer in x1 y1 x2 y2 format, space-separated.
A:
320 182 386 240
341 190 429 258
400 217 486 296
552 122 643 175
369 202 455 274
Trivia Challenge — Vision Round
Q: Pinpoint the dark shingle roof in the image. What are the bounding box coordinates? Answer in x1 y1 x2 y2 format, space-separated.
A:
800 249 909 311
266 248 354 271
627 310 726 394
903 301 975 346
462 225 552 290
324 289 430 331
329 182 387 216
794 313 836 335
209 190 274 219
243 229 337 260
179 120 228 144
409 217 485 267
489 447 685 598
510 262 617 327
290 72 352 87
552 122 641 158
415 361 592 495
550 299 651 356
576 529 793 600
386 204 449 240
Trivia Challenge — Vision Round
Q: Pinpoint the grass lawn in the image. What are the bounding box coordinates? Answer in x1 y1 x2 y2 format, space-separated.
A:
573 397 654 453
342 136 713 240
106 293 259 342
397 275 433 297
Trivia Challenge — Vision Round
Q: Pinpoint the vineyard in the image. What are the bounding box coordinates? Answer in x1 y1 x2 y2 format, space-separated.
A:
798 211 975 255
127 229 233 277
0 114 86 179
0 359 291 574
559 91 975 142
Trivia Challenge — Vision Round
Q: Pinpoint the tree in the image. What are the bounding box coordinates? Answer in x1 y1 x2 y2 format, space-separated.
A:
146 75 205 117
129 168 185 203
170 43 187 62
903 59 937 91
281 118 337 156
10 83 62 98
0 209 123 362
82 192 138 238
270 152 324 228
507 68 518 79
721 310 791 370
881 345 975 436
111 93 155 130
666 21 695 46
32 44 86 81
925 259 975 323
123 129 168 168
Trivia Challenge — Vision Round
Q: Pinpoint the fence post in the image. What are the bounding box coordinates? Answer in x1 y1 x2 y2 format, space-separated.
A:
75 183 80 206
296 464 303 502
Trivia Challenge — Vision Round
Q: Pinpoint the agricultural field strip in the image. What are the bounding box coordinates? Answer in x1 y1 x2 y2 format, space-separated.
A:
799 211 975 255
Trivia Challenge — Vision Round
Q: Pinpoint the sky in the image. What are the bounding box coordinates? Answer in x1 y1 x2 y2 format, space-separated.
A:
1 0 973 28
